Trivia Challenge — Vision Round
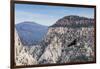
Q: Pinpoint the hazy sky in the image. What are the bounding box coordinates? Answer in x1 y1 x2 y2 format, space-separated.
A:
15 4 94 26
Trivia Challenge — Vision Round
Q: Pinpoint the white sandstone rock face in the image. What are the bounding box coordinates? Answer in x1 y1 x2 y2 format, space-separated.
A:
39 36 62 64
15 29 37 65
15 27 94 65
39 26 94 63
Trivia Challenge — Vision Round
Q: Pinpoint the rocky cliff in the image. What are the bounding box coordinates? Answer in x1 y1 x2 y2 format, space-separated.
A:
15 29 37 65
39 27 94 64
38 15 94 64
15 15 95 65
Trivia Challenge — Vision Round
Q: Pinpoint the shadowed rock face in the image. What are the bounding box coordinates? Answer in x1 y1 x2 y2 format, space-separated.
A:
15 15 95 65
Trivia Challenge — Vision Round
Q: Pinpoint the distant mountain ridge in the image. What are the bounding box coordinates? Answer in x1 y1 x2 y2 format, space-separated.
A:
16 21 48 46
51 15 94 27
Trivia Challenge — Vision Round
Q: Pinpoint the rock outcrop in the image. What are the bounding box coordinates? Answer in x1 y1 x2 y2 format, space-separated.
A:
38 15 94 63
51 15 94 27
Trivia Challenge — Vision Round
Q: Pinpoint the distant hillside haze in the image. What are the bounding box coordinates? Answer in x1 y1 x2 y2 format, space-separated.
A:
16 21 48 46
